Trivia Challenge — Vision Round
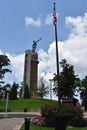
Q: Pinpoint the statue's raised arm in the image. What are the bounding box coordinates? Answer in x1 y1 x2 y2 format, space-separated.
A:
32 38 42 52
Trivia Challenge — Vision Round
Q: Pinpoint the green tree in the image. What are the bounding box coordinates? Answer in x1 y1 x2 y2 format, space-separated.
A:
37 77 49 100
9 82 18 100
53 59 80 99
80 76 87 109
0 55 11 84
23 84 30 99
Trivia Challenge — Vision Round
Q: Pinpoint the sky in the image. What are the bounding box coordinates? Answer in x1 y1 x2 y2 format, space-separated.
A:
0 0 87 99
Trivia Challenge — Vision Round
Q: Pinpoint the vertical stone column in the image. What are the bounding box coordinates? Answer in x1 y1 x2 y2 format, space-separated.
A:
23 50 31 89
23 50 39 97
30 52 39 96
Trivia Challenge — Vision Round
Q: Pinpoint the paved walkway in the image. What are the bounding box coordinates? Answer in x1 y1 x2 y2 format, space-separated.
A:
0 112 40 130
0 118 24 130
0 112 87 130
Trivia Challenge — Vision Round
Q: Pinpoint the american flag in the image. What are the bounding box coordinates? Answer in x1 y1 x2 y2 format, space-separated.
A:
53 11 57 25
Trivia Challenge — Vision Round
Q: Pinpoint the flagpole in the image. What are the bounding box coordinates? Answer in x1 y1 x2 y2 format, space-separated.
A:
53 2 61 105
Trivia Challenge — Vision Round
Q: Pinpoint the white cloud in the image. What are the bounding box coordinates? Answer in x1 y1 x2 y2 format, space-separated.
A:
63 13 87 77
45 13 53 25
0 12 86 101
1 12 87 86
0 50 3 55
6 53 24 83
44 12 58 25
25 16 41 27
24 12 58 27
66 13 87 37
38 12 87 80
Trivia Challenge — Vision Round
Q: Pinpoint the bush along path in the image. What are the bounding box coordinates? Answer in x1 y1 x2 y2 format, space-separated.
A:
31 103 87 128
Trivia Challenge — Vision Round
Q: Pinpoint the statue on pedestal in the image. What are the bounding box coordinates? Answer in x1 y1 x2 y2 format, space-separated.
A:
32 38 42 52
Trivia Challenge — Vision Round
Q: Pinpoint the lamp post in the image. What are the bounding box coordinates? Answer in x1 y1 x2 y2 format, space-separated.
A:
5 87 10 113
21 81 24 98
53 3 61 105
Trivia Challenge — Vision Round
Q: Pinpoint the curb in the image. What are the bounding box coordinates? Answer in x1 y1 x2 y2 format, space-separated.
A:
12 120 24 130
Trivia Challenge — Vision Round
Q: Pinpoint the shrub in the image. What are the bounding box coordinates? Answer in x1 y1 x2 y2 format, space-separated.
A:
31 116 46 126
41 103 83 125
70 118 87 127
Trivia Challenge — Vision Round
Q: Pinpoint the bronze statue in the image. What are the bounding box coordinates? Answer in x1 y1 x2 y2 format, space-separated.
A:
32 38 42 52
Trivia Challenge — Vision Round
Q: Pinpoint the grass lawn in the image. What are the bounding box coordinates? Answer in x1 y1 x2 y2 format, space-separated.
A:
0 98 87 130
21 123 54 130
20 123 87 130
0 98 57 111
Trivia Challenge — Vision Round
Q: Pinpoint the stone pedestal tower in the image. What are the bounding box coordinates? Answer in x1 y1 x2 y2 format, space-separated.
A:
23 50 39 97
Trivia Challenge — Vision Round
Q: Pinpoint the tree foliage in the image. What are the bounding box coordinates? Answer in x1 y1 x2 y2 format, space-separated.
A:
37 77 49 100
80 76 87 109
53 59 80 98
9 82 18 100
0 55 11 83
